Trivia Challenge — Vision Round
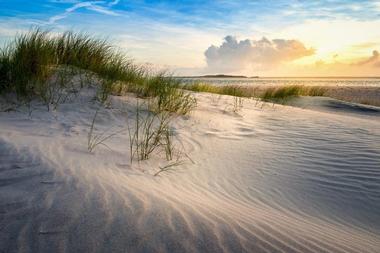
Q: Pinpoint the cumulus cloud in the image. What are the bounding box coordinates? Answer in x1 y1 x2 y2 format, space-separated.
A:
204 36 315 73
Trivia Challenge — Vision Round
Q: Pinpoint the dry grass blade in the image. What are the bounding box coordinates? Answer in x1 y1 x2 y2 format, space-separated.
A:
153 160 186 177
88 108 125 153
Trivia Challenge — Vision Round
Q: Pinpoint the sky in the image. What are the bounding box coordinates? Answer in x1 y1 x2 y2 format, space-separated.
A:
1 0 380 76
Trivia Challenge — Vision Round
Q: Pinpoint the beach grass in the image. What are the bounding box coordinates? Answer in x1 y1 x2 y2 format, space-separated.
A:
127 100 175 162
184 82 327 102
260 85 326 101
126 73 196 114
0 28 195 114
184 81 380 107
184 83 250 97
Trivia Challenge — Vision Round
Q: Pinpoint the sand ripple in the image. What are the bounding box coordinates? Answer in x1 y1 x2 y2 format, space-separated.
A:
1 94 379 252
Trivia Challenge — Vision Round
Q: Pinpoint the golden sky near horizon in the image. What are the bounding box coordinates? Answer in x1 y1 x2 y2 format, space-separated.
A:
274 19 380 76
1 0 380 76
170 18 380 77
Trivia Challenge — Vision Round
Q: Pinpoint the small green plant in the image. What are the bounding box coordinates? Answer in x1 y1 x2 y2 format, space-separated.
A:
127 100 174 162
132 73 196 115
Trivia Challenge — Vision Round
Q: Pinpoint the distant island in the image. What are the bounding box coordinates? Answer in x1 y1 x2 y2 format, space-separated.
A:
177 74 259 78
201 74 249 78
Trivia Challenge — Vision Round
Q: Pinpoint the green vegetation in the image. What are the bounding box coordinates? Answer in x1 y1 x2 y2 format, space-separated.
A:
125 99 192 174
0 29 141 99
184 83 251 97
127 102 173 162
129 73 196 114
0 28 195 114
184 82 326 103
261 85 326 101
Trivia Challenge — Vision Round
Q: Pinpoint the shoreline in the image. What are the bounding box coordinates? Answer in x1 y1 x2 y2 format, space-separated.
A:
183 83 380 107
177 76 380 79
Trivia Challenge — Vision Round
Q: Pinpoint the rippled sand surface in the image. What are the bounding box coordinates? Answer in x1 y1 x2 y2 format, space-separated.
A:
1 92 379 252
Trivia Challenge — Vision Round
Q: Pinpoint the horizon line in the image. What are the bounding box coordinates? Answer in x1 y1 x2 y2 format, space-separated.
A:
175 75 380 79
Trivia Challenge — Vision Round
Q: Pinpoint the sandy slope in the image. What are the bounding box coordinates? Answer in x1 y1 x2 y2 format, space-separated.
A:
1 91 379 253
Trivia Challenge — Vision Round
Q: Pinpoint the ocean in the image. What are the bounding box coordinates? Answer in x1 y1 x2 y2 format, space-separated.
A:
180 77 380 87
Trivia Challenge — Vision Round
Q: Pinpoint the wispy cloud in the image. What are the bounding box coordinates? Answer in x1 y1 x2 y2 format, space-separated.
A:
48 1 119 24
86 4 119 16
108 0 120 6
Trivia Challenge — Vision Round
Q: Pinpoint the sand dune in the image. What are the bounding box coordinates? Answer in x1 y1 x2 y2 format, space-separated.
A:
1 92 379 252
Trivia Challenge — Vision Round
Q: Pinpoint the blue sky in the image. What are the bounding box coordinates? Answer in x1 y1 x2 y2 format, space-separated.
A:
1 0 380 76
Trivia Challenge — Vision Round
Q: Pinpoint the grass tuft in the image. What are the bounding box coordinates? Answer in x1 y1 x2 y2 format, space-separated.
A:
127 100 174 162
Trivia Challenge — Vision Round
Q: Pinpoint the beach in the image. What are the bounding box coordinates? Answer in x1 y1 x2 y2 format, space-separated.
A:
2 2 380 252
182 77 380 107
1 90 379 252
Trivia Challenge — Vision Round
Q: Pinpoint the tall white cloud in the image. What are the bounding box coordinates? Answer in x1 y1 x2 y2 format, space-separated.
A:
204 36 315 73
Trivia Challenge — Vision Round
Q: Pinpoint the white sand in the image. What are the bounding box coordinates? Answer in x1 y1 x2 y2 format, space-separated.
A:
1 90 380 252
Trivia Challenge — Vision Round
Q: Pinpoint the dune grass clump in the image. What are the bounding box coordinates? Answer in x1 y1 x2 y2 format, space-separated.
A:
127 100 175 163
0 28 196 114
0 29 146 104
146 75 196 115
1 30 56 99
261 85 327 102
303 86 326 97
54 31 146 101
185 82 251 97
125 73 196 115
261 85 302 101
185 82 222 94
